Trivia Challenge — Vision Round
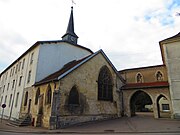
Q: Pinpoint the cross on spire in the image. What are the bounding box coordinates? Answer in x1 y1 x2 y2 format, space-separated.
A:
71 0 76 7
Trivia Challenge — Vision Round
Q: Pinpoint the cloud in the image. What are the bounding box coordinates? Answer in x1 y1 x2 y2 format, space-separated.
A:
0 0 180 72
0 27 27 72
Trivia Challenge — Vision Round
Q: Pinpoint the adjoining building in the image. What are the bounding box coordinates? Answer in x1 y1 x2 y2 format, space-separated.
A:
119 32 180 119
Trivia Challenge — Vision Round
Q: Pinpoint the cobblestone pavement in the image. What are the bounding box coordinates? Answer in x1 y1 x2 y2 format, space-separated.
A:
0 113 180 134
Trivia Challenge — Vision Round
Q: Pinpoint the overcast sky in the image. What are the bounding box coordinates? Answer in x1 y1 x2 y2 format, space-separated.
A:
0 0 180 73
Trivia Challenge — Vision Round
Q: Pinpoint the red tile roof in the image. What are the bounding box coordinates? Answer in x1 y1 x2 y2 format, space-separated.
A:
121 81 169 90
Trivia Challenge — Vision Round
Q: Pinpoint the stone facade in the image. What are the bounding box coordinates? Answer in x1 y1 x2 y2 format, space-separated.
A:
119 65 172 118
29 51 124 129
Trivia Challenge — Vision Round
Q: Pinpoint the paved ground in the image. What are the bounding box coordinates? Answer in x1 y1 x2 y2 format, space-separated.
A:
0 113 180 134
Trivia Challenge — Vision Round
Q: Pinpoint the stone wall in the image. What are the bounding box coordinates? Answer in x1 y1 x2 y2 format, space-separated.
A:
120 65 168 83
56 53 123 128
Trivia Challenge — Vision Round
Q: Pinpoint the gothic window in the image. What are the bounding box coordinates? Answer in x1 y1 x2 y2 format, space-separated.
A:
68 86 79 105
35 88 40 105
46 85 52 104
98 66 113 101
136 73 143 83
156 71 163 81
24 92 28 106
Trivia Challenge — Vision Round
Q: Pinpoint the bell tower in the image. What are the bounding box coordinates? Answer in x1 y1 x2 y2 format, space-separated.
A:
62 7 78 44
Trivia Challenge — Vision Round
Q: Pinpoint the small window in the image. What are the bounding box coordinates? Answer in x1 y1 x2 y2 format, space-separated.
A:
10 69 12 77
7 83 9 91
0 96 3 106
15 92 19 107
27 70 31 83
24 92 28 106
35 88 40 105
19 76 22 86
12 80 15 89
162 104 170 111
30 52 34 64
4 95 7 104
3 85 5 93
46 85 52 104
98 66 113 101
18 62 21 71
136 73 143 83
156 71 163 81
9 94 12 107
22 58 25 69
15 64 18 73
68 86 79 105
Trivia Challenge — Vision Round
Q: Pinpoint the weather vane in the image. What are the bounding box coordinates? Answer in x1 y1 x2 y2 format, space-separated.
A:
71 0 76 7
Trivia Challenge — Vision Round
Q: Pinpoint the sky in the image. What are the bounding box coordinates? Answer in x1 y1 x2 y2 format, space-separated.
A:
0 0 180 73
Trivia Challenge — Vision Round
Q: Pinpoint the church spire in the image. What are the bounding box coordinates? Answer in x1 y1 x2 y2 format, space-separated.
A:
62 6 78 44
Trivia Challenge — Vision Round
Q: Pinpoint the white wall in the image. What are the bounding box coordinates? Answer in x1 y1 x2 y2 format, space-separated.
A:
0 45 40 120
163 41 180 118
35 42 92 82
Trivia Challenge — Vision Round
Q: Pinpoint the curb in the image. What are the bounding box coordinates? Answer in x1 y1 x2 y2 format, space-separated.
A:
1 129 180 134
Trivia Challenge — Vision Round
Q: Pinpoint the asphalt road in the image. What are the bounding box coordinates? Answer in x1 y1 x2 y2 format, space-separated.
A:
0 131 180 135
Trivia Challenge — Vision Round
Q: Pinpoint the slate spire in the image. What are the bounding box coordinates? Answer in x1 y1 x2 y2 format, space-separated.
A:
62 6 78 44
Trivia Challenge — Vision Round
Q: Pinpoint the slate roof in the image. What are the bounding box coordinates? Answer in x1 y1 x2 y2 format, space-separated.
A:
34 55 91 86
34 49 125 86
121 81 169 90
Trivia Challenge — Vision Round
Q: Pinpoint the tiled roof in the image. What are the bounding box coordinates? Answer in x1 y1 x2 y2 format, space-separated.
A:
121 81 169 90
34 55 91 86
119 64 165 73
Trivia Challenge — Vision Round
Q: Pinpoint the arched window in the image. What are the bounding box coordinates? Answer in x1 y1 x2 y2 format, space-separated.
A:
98 66 113 101
24 92 28 106
46 85 52 104
136 73 143 83
156 71 163 81
35 88 40 105
68 86 79 105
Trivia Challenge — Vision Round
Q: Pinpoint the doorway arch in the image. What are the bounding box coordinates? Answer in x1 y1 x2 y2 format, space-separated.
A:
130 90 153 116
156 94 170 118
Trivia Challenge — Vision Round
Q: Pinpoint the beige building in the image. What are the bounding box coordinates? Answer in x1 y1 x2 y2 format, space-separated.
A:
119 65 172 118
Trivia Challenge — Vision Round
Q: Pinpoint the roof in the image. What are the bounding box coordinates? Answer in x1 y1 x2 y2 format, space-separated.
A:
119 64 165 73
62 7 78 38
121 81 169 90
160 32 180 44
34 55 90 86
159 32 180 64
0 40 93 75
35 49 125 86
